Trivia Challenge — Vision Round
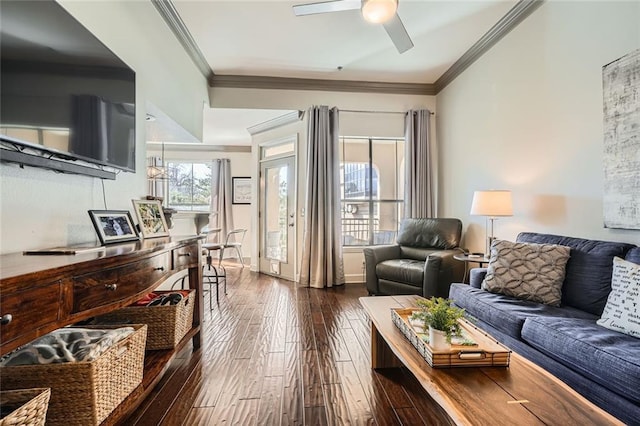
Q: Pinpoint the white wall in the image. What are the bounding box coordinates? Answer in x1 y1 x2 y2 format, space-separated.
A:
0 1 208 254
211 88 436 282
437 0 640 253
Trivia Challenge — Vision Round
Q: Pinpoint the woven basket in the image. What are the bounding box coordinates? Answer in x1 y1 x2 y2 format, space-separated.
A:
0 388 50 426
96 290 195 350
0 324 146 426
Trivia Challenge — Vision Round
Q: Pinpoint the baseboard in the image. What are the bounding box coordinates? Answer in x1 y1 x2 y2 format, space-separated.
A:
344 273 364 284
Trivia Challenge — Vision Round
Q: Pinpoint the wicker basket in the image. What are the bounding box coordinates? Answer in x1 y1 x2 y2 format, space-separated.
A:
0 324 147 426
96 290 195 350
0 388 50 426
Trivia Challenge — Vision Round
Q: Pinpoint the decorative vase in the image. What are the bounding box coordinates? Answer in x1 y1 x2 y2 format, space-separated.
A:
429 326 450 351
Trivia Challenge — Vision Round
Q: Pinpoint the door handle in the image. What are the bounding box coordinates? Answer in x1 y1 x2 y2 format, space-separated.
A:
289 222 295 227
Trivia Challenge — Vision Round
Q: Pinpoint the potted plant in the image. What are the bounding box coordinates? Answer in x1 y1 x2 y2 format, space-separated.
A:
409 297 465 351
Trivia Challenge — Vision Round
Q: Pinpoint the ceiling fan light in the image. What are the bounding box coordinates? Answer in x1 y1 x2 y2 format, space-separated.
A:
362 0 397 24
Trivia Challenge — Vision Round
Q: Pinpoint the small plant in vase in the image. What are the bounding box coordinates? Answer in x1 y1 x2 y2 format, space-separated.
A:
410 297 465 351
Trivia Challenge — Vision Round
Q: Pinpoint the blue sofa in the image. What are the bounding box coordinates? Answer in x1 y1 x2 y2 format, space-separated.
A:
449 232 640 425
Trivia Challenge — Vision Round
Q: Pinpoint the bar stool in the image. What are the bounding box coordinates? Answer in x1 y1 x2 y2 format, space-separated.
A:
201 227 226 308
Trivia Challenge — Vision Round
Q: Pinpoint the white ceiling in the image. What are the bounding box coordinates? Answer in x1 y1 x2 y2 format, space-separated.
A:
174 0 517 84
155 0 519 146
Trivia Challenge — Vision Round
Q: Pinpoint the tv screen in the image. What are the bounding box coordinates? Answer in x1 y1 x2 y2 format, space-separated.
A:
0 0 136 173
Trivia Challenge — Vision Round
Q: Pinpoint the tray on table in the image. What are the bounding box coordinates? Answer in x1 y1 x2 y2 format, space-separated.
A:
391 308 511 368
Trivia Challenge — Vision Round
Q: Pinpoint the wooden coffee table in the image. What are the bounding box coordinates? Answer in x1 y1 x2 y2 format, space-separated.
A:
360 295 622 426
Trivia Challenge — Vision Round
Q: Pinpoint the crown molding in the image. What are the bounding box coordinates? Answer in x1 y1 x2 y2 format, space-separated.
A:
148 142 252 153
151 0 214 81
434 0 545 93
247 111 304 135
210 74 436 96
156 0 542 96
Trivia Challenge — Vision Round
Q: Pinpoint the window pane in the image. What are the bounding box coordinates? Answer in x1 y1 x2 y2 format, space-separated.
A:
372 138 403 200
374 201 402 244
341 201 370 246
167 162 212 211
262 142 295 159
191 163 212 211
340 138 370 199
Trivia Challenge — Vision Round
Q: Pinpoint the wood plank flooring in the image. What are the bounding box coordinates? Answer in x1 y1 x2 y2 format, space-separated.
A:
127 266 453 426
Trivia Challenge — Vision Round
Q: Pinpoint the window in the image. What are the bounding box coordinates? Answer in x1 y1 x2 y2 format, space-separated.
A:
167 162 212 211
339 137 404 246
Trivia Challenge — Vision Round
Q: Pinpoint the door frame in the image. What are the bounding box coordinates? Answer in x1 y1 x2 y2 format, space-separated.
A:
257 135 298 281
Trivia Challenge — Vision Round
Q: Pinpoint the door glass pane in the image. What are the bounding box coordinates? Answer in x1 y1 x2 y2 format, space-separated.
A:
265 164 288 262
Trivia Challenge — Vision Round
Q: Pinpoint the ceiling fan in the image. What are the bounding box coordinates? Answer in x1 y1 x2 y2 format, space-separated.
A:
292 0 414 54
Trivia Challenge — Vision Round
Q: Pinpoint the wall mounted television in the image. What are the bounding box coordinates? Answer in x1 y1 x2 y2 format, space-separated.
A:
0 0 136 178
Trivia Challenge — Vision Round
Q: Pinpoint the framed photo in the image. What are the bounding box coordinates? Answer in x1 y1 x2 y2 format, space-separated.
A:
88 210 139 245
232 177 251 205
132 199 170 239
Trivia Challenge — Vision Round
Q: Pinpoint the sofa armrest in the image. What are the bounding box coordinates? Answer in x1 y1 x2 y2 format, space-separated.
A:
363 245 401 295
469 267 488 289
423 249 465 298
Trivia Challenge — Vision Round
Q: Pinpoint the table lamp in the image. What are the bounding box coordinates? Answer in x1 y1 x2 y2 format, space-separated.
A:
470 190 513 256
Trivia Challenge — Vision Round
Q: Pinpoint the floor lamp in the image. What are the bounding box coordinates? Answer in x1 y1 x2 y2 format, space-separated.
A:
470 190 513 256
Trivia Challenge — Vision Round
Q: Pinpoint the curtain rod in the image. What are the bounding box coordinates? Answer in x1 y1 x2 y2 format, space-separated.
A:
340 109 435 115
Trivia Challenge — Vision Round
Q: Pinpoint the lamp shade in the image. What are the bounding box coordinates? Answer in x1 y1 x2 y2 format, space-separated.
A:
361 0 397 24
470 190 513 217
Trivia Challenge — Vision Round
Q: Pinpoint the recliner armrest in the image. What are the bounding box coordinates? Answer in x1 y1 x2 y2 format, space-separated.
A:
363 245 401 295
422 249 465 298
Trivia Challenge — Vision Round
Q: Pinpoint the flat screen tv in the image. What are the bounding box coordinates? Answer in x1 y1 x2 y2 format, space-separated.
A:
0 0 136 174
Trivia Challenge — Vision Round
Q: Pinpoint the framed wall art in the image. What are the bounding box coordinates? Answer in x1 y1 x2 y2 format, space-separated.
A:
88 210 139 245
232 177 251 205
132 199 170 238
603 48 640 230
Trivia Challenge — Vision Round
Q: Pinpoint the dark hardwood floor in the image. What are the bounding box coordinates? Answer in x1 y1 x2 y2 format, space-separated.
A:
127 265 453 425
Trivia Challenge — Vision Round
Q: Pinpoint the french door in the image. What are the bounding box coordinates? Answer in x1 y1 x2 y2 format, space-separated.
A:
259 155 296 280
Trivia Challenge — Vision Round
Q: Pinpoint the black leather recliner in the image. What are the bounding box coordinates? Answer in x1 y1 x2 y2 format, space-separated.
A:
363 218 465 298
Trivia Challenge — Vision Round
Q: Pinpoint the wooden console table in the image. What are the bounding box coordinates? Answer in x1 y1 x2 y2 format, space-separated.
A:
0 235 204 424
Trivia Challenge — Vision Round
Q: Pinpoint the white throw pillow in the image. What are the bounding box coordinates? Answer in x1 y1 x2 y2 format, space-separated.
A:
597 257 640 338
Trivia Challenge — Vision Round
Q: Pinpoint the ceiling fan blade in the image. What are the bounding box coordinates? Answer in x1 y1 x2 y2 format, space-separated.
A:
383 13 414 54
293 0 361 16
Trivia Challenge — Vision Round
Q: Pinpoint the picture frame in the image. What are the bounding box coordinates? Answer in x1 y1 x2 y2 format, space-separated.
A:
88 210 140 245
132 199 170 239
232 177 251 205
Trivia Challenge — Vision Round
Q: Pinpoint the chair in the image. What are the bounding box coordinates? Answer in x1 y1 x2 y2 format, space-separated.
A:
201 227 226 308
363 218 465 298
219 229 247 268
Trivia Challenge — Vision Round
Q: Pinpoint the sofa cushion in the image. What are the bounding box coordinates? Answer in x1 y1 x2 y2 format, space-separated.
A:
626 247 640 264
449 283 597 339
482 240 570 306
516 232 635 315
597 257 640 338
396 218 462 250
376 259 423 286
522 316 640 404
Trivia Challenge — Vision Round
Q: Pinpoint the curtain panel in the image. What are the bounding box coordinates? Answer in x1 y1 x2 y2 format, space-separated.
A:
405 109 436 218
210 159 234 242
300 106 345 288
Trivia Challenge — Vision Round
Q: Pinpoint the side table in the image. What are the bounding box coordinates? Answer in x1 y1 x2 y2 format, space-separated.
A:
453 253 490 283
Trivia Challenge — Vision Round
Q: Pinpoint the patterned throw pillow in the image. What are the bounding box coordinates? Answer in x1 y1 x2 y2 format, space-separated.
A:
482 240 571 306
597 257 640 338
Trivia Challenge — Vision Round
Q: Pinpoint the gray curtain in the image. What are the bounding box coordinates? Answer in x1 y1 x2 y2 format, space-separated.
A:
209 159 234 242
300 106 345 288
405 109 435 218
